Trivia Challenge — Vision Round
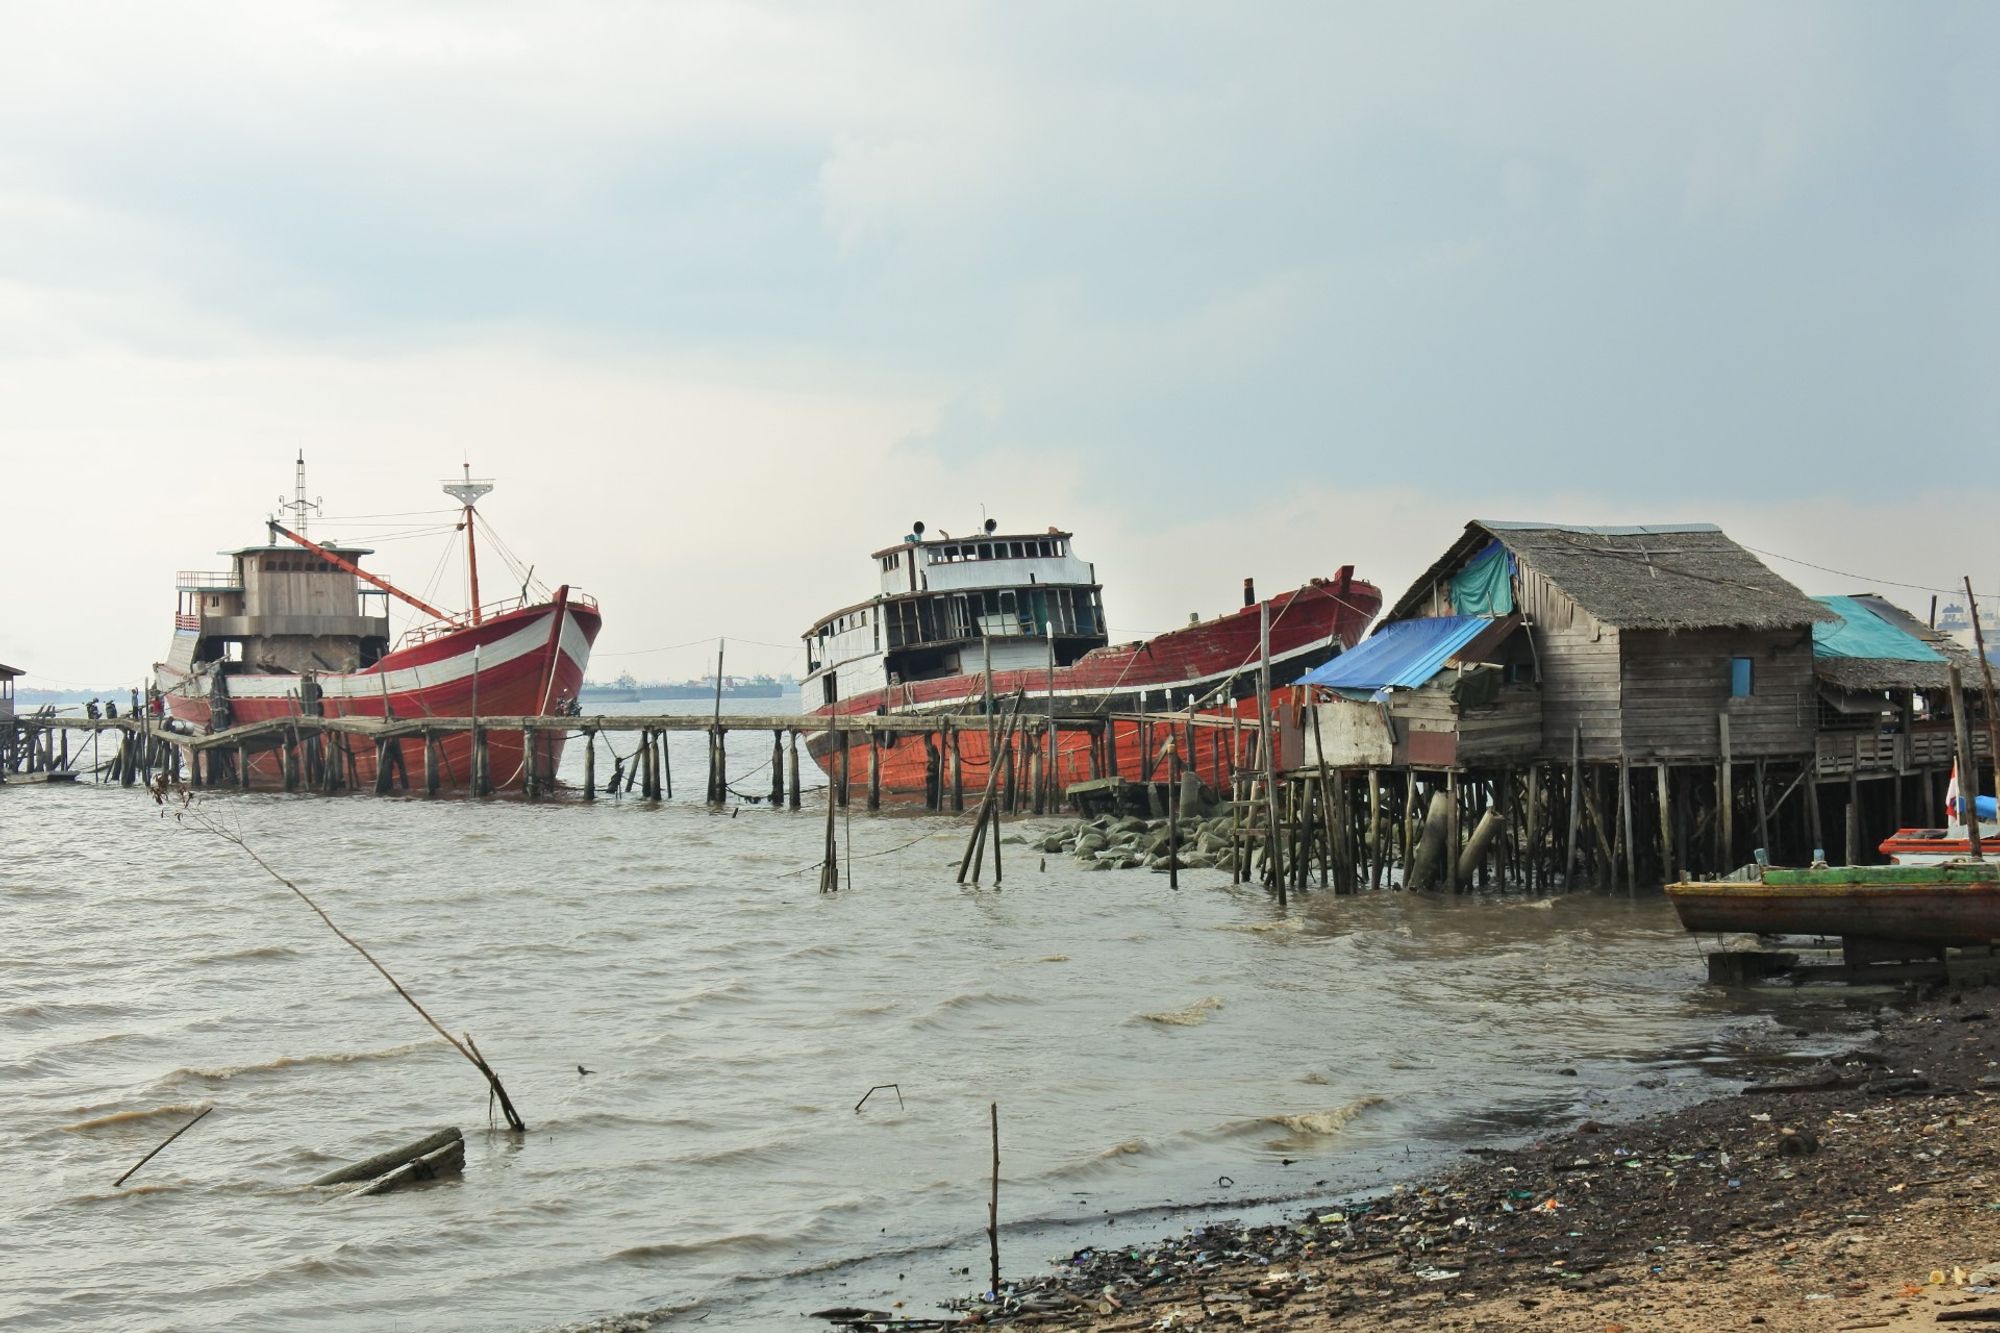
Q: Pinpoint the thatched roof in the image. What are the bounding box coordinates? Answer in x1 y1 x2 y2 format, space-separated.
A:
1386 521 1832 632
1812 593 1977 693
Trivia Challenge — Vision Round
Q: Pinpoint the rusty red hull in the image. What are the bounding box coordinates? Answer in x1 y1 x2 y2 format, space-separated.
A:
802 577 1380 797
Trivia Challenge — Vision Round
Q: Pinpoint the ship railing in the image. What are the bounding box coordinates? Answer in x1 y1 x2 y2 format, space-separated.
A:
396 589 599 647
176 570 242 590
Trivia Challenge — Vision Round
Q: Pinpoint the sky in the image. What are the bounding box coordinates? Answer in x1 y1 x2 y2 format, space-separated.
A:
3 1 1996 689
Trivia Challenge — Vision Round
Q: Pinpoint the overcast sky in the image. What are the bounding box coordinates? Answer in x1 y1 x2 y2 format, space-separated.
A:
4 1 1995 688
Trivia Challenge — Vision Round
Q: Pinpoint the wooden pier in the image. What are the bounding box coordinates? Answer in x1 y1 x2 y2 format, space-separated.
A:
3 707 1253 818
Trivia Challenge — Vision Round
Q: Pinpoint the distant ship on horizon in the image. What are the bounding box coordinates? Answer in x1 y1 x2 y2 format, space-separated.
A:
579 671 796 703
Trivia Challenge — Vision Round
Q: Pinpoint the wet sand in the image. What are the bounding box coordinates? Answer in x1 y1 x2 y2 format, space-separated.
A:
935 988 2000 1333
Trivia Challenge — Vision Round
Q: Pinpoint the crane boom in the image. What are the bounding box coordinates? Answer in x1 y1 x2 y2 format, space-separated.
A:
268 521 462 628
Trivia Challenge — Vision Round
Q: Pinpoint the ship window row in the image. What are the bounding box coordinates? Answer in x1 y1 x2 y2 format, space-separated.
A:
925 538 1065 565
816 607 872 639
255 557 345 575
881 586 1100 647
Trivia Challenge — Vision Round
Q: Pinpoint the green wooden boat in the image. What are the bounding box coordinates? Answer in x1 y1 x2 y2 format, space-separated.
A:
1667 862 2000 946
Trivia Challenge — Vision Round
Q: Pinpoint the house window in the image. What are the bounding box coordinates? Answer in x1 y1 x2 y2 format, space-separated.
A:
1730 657 1754 698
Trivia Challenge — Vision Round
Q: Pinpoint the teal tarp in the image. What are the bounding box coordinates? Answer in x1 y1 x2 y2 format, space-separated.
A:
1450 541 1514 616
1811 595 1945 663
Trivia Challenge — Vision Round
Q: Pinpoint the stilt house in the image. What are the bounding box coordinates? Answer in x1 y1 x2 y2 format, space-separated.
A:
1304 521 1832 770
1809 592 1986 795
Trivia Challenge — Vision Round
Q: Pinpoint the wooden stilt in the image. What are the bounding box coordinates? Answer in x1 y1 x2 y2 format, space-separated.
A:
1656 764 1673 884
1717 713 1733 870
1619 754 1636 892
1445 769 1461 892
582 730 595 800
788 731 802 811
1754 756 1770 860
1563 725 1582 890
1805 766 1825 862
1847 758 1861 866
771 731 785 807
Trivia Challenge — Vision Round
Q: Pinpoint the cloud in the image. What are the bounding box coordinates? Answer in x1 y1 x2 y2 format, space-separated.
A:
1 2 1994 684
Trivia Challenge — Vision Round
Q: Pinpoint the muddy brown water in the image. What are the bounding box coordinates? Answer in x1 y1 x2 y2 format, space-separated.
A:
2 701 1874 1330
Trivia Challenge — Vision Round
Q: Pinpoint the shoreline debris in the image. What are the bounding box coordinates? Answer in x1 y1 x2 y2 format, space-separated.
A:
311 1126 465 1197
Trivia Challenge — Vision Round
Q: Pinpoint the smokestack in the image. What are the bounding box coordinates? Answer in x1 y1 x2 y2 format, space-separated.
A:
1242 577 1256 608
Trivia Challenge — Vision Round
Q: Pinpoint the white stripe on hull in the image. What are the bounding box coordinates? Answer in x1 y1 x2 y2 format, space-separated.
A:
215 612 557 700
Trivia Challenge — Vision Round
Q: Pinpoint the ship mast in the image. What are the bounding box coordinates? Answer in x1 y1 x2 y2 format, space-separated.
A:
442 464 495 625
277 450 321 540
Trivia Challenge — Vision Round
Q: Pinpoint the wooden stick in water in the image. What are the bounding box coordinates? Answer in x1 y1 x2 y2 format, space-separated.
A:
115 1105 213 1187
987 1101 1001 1300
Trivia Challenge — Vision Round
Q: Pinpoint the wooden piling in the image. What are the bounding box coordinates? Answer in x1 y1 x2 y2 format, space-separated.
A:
867 731 882 811
1805 765 1826 861
582 730 595 800
1444 769 1461 892
948 722 964 813
788 731 802 811
771 731 785 807
1753 756 1770 859
1655 764 1672 883
1563 725 1582 888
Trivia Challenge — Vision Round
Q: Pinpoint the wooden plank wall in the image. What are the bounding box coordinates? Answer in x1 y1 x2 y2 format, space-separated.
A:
1457 683 1543 762
1619 628 1815 759
1537 623 1623 759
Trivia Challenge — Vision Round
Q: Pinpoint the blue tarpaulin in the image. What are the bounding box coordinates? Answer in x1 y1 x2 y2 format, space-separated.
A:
1811 596 1945 663
1301 616 1493 697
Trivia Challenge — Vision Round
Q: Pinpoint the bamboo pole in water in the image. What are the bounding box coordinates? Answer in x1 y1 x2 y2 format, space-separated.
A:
987 1102 1002 1300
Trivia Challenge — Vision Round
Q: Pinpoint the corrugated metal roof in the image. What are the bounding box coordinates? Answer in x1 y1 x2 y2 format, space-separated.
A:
1301 615 1492 695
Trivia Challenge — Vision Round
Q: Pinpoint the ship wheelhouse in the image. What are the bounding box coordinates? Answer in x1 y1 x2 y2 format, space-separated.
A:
803 525 1109 706
172 541 391 677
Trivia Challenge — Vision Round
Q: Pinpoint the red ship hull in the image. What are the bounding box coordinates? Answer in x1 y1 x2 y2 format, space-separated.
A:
156 591 600 791
802 576 1380 798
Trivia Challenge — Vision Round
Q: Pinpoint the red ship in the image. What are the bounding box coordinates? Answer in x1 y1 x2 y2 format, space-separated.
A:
799 521 1380 798
154 460 600 790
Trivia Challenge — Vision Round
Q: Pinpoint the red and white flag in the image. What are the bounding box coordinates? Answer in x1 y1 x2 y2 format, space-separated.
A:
1948 763 1965 824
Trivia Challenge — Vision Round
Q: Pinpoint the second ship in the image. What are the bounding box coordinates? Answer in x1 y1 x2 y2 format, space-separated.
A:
800 519 1381 798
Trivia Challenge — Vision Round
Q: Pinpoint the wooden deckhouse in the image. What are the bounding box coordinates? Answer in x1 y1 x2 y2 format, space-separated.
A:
0 662 17 723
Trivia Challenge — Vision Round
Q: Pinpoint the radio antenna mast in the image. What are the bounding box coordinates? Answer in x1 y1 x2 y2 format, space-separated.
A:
277 451 322 541
442 463 495 624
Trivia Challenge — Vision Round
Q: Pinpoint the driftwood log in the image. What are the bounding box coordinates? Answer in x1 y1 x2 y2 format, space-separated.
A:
311 1127 464 1191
